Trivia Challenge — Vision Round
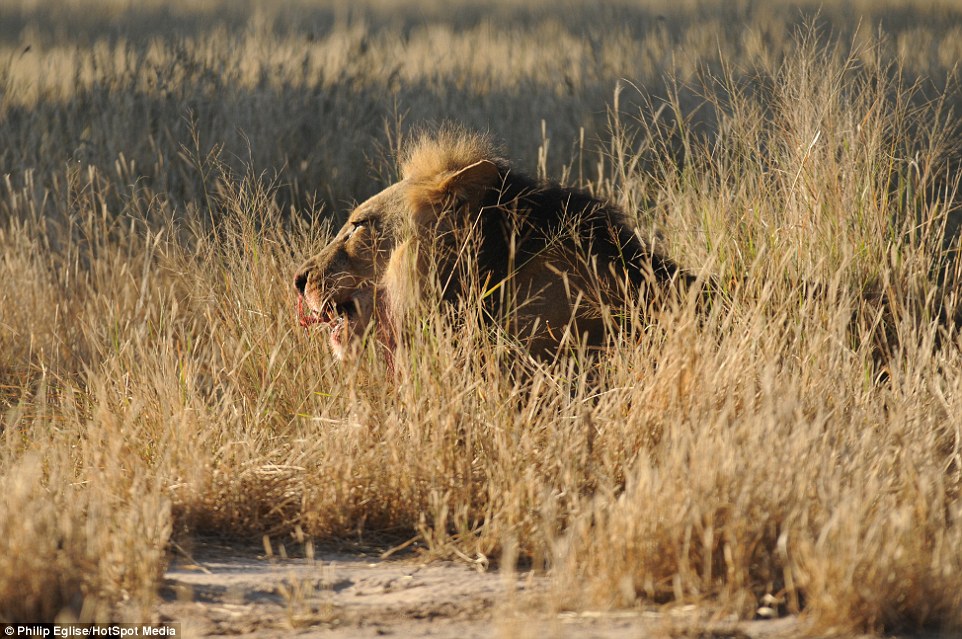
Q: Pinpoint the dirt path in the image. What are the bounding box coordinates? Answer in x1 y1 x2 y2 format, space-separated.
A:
158 541 820 639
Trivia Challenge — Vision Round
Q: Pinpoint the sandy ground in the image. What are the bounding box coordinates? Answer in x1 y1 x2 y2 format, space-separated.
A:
157 541 832 639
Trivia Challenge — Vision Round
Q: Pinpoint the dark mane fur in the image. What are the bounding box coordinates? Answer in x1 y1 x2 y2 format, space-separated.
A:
443 168 690 314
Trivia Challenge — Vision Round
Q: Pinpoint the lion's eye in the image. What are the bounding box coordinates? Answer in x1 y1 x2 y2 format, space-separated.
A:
350 218 376 238
346 220 367 239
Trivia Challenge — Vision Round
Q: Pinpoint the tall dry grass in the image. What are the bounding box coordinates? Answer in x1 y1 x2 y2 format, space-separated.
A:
2 0 961 634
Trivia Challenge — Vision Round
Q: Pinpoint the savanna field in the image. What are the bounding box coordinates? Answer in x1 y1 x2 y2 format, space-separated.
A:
2 0 962 634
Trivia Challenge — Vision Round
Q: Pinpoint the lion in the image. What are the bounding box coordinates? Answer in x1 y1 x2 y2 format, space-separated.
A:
294 129 697 361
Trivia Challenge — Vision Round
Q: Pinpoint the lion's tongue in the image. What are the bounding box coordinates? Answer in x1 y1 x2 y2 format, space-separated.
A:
297 295 322 328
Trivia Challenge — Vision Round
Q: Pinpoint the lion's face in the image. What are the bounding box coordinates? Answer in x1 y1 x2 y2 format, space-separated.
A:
293 183 405 359
293 153 501 360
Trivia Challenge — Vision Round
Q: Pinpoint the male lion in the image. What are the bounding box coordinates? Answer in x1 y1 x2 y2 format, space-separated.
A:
294 130 696 360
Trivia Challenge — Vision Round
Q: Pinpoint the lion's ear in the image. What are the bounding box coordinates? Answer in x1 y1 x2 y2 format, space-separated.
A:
438 160 500 201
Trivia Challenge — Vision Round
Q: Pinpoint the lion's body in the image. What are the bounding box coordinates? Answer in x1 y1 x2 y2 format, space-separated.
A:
295 130 694 360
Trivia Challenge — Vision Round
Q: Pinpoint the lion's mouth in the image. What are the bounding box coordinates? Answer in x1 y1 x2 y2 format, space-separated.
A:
297 294 357 327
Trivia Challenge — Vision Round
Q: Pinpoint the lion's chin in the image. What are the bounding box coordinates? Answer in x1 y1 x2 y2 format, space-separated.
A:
327 314 353 360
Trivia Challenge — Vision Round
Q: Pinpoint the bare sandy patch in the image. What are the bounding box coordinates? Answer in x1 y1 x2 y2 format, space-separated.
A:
158 541 824 639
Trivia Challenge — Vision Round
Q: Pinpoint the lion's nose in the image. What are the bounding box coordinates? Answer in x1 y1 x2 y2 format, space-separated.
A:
294 269 309 296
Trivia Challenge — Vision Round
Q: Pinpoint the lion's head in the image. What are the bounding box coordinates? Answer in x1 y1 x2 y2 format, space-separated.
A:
293 182 403 359
293 130 503 359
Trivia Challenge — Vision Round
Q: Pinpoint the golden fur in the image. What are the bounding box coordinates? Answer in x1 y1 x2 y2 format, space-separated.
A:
400 128 502 183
